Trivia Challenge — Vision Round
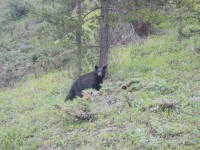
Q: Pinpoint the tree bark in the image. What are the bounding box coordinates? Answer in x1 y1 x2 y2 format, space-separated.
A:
99 0 109 69
76 0 82 75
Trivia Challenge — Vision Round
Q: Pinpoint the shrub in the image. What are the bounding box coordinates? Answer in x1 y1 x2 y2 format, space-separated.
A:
8 0 30 20
183 25 200 37
1 128 24 150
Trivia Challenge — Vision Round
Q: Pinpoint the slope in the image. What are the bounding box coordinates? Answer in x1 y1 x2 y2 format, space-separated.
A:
0 33 200 149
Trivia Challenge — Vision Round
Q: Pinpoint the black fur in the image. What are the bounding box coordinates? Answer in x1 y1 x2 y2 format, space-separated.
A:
65 65 107 101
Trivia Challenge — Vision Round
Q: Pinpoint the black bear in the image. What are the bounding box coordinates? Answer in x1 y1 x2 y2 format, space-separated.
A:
65 65 107 101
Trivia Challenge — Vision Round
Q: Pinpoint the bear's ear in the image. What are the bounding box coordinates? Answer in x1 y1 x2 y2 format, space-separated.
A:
95 65 98 70
103 66 107 70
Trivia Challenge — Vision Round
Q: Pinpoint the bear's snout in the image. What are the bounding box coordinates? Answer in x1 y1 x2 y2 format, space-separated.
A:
97 72 102 76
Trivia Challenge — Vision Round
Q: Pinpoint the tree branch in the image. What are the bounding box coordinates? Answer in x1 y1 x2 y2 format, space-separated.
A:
82 7 101 19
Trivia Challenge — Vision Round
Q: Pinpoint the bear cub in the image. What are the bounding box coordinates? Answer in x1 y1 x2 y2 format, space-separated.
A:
65 65 107 101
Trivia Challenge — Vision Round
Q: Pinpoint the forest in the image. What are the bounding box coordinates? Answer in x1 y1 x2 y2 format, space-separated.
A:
0 0 200 149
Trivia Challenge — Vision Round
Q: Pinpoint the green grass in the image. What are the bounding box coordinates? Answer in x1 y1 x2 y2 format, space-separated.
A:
0 34 200 149
0 71 70 149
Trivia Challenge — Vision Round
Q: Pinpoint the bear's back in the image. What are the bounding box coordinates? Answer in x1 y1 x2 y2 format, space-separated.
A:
73 71 96 90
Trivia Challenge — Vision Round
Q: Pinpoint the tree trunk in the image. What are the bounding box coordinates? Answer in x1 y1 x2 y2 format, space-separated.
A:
99 0 109 69
76 0 82 75
150 0 156 11
134 0 139 7
178 8 184 43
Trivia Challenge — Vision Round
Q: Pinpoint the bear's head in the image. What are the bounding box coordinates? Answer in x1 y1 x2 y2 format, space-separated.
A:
95 65 107 78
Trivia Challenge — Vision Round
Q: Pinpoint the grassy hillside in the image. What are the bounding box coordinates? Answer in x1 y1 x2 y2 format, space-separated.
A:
0 33 200 149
